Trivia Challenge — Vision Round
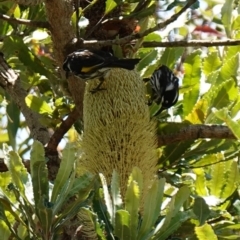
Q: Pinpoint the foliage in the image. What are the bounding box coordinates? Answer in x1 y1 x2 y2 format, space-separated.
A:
0 141 94 239
0 0 240 239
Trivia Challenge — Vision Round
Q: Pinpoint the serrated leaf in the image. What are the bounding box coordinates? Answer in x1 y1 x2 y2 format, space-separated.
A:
30 141 49 209
213 108 240 139
153 194 176 235
232 15 240 30
115 210 131 239
193 168 208 196
138 178 165 239
51 143 76 202
54 199 89 230
0 202 21 240
182 50 201 116
218 54 239 84
137 49 158 71
193 197 210 226
192 153 224 168
129 167 143 197
37 195 53 236
185 99 208 124
203 51 221 76
221 0 234 37
159 47 184 69
3 36 51 77
31 161 49 211
152 211 192 240
172 186 190 216
125 180 139 240
25 94 53 115
154 186 190 235
208 161 226 198
159 140 194 167
195 223 218 239
4 150 28 195
221 161 238 199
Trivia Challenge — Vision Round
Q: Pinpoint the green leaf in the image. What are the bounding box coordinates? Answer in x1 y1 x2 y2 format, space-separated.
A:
213 108 240 139
138 178 165 239
192 153 224 168
205 78 238 124
182 50 201 117
203 51 221 76
193 168 208 196
52 170 76 215
105 0 117 14
159 47 184 70
208 161 226 198
143 33 161 42
115 210 131 239
25 94 53 115
3 36 51 77
99 173 113 222
152 211 192 240
137 49 158 71
0 220 11 240
54 196 90 229
6 99 20 150
221 0 234 37
125 180 140 240
0 201 21 240
222 161 239 198
51 143 76 202
193 197 210 226
30 141 49 209
218 54 239 84
154 185 190 237
111 170 123 227
195 223 218 240
37 195 53 236
172 186 190 216
3 147 28 196
159 140 194 167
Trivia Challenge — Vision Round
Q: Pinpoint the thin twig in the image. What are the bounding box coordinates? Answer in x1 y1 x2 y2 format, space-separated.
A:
0 13 51 29
83 0 197 48
141 39 240 48
45 107 80 156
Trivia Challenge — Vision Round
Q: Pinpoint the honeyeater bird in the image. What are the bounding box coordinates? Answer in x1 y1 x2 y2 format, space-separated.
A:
63 49 140 92
145 65 179 117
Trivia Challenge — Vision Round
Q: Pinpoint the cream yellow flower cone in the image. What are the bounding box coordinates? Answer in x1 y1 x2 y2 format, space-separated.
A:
81 68 158 196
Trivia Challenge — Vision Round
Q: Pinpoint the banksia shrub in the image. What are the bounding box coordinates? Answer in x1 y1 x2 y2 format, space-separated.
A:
80 68 158 195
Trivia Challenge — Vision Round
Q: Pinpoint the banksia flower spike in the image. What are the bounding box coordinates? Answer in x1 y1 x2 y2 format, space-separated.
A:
80 68 158 196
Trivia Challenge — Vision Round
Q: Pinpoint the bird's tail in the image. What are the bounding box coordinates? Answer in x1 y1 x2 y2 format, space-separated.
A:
111 59 140 70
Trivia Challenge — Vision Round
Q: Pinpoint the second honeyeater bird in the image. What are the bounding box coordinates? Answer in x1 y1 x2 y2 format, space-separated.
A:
146 65 179 117
63 49 140 92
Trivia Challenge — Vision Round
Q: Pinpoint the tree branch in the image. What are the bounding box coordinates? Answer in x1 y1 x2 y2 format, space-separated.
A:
157 124 236 146
142 39 240 48
0 52 50 145
45 107 80 156
10 0 43 5
83 0 197 48
0 13 50 29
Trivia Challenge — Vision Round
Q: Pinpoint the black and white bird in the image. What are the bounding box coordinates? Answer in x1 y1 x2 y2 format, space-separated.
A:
146 65 179 116
63 49 140 92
